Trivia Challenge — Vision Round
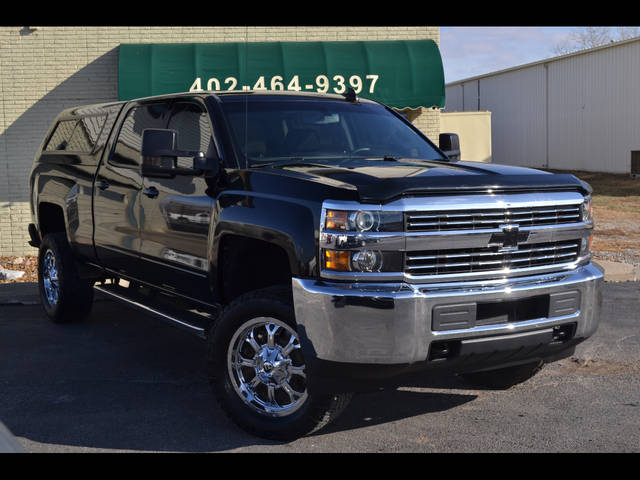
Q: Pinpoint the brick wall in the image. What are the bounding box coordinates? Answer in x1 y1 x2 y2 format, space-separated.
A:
0 26 440 255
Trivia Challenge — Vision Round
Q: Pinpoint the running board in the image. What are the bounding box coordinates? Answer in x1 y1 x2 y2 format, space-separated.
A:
94 283 212 339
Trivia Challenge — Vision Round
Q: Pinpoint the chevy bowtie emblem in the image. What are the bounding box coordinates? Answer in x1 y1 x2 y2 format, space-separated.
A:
489 224 529 252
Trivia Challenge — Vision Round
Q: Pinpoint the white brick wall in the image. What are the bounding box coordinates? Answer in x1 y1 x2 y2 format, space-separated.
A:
0 26 440 255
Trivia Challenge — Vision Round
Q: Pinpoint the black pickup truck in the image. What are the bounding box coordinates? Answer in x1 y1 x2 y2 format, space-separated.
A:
28 90 603 440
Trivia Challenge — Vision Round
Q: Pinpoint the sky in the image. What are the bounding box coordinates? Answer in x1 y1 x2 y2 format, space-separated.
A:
440 27 579 83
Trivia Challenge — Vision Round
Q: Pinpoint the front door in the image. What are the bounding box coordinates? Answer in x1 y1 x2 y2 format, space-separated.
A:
138 101 216 302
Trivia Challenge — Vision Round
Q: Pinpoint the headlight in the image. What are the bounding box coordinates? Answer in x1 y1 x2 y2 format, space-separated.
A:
322 206 404 275
322 249 403 273
324 209 403 232
581 196 593 222
352 211 376 232
580 234 593 256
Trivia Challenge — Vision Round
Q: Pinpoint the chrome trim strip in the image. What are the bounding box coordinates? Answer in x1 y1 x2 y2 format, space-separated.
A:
322 191 585 213
405 205 582 231
320 256 590 283
406 243 577 261
320 222 592 251
318 270 406 282
404 223 591 251
403 255 591 282
430 312 581 339
320 231 405 250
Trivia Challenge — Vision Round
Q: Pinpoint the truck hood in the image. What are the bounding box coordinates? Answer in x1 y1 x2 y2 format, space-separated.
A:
264 158 590 203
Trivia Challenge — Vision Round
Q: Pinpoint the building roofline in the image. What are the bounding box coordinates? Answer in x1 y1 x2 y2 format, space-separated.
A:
445 35 640 87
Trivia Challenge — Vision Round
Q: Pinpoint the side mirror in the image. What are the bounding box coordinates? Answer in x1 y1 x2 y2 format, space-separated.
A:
439 133 461 161
141 129 219 178
141 129 178 178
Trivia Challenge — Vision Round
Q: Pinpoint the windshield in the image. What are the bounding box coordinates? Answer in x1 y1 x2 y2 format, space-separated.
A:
218 95 445 166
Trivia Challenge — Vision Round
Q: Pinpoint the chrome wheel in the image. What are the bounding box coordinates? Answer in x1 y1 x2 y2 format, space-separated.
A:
42 250 59 306
227 317 308 417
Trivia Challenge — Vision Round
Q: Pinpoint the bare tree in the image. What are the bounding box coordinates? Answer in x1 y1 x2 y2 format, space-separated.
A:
616 26 640 40
552 26 640 56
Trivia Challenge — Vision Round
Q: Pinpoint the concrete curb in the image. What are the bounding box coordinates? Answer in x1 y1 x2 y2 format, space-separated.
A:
595 260 640 282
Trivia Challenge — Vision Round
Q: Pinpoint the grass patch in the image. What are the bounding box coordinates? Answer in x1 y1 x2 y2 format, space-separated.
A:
547 170 640 264
547 170 640 213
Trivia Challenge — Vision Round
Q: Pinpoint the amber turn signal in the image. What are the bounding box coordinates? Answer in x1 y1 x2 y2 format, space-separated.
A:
324 250 351 271
325 210 348 230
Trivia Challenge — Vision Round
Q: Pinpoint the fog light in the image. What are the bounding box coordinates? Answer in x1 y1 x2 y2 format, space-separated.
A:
351 250 382 272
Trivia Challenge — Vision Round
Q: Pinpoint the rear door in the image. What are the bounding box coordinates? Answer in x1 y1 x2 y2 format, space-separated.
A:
93 101 170 276
138 100 216 301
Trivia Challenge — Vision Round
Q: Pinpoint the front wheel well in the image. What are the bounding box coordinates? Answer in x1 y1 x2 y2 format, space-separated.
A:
218 235 293 305
38 202 66 238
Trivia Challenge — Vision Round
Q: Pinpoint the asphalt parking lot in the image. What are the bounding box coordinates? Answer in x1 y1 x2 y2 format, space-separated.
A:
0 281 638 453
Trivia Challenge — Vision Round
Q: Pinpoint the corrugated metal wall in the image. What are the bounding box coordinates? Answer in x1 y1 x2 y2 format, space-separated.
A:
445 38 640 174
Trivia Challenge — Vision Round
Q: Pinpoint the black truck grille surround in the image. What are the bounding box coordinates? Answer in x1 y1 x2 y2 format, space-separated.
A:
405 205 581 232
405 240 581 276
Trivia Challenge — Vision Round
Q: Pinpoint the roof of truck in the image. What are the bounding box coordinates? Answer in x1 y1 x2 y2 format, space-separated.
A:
55 90 377 121
130 89 377 103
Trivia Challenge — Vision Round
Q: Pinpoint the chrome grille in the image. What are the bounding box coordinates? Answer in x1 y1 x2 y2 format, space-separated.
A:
405 205 581 232
405 240 581 276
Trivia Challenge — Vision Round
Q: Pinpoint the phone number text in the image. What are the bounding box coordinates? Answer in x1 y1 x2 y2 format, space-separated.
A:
189 74 380 94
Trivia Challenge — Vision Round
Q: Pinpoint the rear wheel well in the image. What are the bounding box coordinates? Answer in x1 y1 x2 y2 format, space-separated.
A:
38 202 66 238
219 235 292 305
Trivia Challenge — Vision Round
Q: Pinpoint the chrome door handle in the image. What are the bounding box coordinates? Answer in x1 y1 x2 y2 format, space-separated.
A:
143 187 159 199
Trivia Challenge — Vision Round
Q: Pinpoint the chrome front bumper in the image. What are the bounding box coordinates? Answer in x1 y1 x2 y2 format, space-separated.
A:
292 262 603 366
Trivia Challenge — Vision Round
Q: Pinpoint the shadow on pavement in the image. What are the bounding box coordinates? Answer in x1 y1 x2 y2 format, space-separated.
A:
0 288 480 452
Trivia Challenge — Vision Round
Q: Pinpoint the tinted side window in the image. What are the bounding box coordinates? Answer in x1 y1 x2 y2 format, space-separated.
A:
166 102 213 168
45 116 107 153
68 116 106 153
45 120 77 151
110 103 169 168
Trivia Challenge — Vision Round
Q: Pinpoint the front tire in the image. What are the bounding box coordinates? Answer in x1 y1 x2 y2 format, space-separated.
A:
207 286 351 440
38 232 94 323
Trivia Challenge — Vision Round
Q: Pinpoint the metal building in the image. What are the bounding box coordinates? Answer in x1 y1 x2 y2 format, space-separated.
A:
445 36 640 174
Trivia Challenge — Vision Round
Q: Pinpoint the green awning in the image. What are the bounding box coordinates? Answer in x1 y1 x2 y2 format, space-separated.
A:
118 40 445 109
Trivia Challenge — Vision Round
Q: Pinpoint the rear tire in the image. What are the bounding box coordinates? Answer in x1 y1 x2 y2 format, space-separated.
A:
460 360 544 390
38 232 94 323
206 286 352 440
